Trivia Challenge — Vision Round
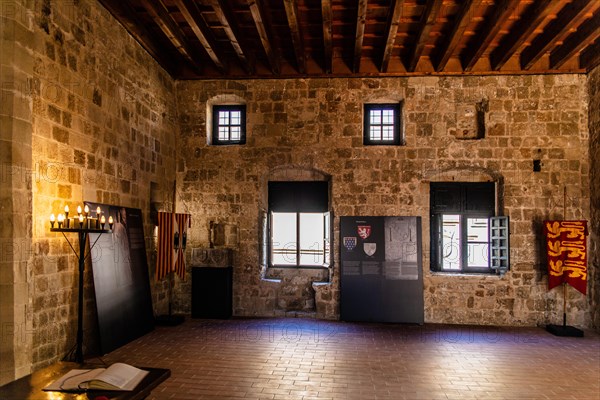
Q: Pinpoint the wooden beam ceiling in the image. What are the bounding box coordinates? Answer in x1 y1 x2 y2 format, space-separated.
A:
173 0 226 73
99 0 600 79
209 0 254 74
490 0 559 71
461 0 521 71
283 0 306 74
434 0 483 72
138 0 204 73
405 0 443 72
353 0 368 73
520 0 599 70
550 10 600 69
380 0 405 72
321 0 333 74
247 0 280 74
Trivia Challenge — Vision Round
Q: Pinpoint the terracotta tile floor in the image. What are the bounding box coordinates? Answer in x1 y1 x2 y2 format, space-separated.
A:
101 318 600 400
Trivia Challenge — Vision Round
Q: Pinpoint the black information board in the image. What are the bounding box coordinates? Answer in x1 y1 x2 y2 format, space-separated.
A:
340 216 424 324
86 203 155 354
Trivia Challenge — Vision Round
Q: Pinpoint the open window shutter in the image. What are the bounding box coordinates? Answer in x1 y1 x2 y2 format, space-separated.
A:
260 211 269 273
489 216 509 275
323 211 331 267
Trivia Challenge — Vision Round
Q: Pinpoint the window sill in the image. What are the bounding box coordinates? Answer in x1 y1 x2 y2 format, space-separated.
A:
429 271 501 278
269 265 330 270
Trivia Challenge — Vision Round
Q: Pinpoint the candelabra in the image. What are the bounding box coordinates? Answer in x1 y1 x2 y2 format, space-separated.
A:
49 204 113 363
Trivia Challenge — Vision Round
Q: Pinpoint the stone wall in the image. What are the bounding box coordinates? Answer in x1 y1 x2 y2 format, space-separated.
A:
589 64 600 331
1 0 179 374
0 0 34 385
176 75 592 327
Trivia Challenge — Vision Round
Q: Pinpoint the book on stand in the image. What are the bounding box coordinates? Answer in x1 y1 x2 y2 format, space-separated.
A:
43 363 149 392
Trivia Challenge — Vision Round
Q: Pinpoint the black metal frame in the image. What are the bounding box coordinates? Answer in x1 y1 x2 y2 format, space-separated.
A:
212 105 246 145
51 220 111 363
363 103 403 145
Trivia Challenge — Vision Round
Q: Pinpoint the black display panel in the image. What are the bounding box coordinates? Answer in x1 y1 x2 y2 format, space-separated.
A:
340 216 424 324
86 202 154 354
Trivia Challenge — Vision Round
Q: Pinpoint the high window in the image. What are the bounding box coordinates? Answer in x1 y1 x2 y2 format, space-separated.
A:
430 182 509 274
212 105 246 145
363 103 403 145
268 181 330 268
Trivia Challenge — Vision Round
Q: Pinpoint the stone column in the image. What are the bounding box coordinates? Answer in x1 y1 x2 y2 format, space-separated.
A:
0 0 34 384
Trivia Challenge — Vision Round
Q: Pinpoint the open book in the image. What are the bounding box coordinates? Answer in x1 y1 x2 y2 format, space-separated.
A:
44 363 149 392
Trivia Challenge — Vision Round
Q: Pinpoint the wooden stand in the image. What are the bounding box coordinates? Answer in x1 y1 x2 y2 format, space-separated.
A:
546 283 584 337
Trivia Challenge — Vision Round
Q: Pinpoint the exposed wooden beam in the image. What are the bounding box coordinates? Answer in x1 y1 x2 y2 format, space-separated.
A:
380 0 405 72
580 40 600 71
462 0 520 71
490 0 558 71
405 0 443 72
321 0 333 74
139 0 203 72
173 0 226 73
550 11 600 69
520 0 599 70
353 0 369 73
283 0 306 74
434 0 482 72
248 0 279 74
209 0 254 74
97 0 179 76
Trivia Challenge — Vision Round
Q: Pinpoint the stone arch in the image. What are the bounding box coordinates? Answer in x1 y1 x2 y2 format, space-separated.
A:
424 165 505 216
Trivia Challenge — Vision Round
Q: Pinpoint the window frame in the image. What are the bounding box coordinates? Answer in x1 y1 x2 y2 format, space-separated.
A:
269 211 331 268
211 105 246 145
363 103 403 146
267 181 331 269
430 182 497 274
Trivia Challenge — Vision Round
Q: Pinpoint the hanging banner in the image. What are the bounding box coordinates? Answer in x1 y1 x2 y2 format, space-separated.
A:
543 220 588 295
156 212 191 281
174 213 191 280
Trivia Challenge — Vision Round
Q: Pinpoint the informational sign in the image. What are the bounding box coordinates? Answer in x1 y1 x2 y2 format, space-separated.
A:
86 203 154 354
340 216 424 324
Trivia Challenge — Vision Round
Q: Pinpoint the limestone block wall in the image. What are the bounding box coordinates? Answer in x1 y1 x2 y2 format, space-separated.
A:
589 64 600 331
0 0 35 385
25 0 177 371
176 75 592 327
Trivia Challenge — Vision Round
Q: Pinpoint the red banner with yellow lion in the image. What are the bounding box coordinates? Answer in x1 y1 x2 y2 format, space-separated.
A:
543 220 588 295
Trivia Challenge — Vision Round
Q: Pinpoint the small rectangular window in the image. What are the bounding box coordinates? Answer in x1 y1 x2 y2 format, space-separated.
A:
212 105 246 145
364 103 403 145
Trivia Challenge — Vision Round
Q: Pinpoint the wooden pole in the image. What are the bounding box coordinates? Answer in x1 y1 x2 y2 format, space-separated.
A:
168 180 176 316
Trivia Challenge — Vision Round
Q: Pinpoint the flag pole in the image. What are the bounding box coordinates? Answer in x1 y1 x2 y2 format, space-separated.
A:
562 186 567 328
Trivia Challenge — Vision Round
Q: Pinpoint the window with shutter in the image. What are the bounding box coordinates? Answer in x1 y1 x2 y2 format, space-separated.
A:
430 182 508 274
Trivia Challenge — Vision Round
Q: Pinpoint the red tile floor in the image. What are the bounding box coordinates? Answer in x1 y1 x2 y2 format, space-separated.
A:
101 318 600 400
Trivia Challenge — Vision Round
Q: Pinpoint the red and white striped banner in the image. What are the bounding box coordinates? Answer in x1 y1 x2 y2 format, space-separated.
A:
156 212 191 281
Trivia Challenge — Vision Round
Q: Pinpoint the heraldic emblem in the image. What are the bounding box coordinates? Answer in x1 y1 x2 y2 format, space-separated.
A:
363 243 377 256
344 237 357 251
357 225 371 240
